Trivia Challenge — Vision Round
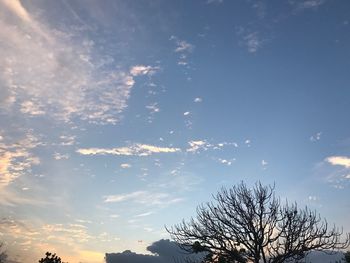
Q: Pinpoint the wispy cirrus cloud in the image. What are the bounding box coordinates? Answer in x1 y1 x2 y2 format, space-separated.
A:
290 0 327 10
0 0 158 125
134 211 154 217
0 132 41 187
243 31 263 53
77 144 180 157
104 191 183 207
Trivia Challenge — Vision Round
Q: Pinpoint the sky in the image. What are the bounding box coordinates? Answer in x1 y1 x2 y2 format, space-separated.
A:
0 0 350 262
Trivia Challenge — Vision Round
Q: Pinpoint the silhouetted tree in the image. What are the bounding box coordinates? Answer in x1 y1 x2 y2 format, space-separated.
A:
344 251 350 263
0 243 8 263
167 182 350 263
39 252 66 263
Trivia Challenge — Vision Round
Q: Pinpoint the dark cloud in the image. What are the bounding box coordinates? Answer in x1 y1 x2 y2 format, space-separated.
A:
105 239 204 263
105 240 345 263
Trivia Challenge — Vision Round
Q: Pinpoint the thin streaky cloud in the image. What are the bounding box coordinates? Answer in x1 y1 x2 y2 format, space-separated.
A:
104 191 183 207
134 212 154 217
77 143 181 156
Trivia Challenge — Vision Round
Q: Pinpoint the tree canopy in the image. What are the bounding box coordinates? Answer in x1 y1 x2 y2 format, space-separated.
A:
39 252 66 263
167 182 350 263
0 243 8 263
344 251 350 263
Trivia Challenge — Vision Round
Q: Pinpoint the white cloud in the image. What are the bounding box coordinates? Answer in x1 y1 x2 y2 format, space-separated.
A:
310 132 322 142
174 40 194 53
120 163 131 169
77 144 180 157
183 111 190 116
146 103 160 113
187 140 238 153
308 195 317 201
194 97 202 103
59 135 76 146
130 65 159 76
325 156 350 168
0 0 156 125
2 0 32 23
219 159 234 166
0 132 41 187
53 152 69 160
135 211 153 217
293 0 327 9
170 36 194 66
109 214 120 218
20 101 45 116
187 140 207 153
104 191 183 207
207 0 223 4
244 32 262 53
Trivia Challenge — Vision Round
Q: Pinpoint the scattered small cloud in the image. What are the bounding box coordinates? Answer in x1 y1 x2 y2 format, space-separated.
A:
310 132 322 142
183 111 190 116
170 36 194 66
146 103 160 114
207 0 224 4
53 152 69 160
109 214 120 218
187 140 238 153
120 163 131 169
194 97 202 103
244 32 262 53
20 101 45 116
218 158 235 166
59 135 76 146
261 159 268 169
290 0 327 10
174 41 194 53
308 195 318 201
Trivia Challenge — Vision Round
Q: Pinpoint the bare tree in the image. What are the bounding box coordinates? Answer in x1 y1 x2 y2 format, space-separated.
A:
167 182 350 263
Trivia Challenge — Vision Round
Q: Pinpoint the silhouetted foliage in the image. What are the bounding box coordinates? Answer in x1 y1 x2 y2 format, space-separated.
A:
39 252 66 263
167 182 350 263
344 251 350 263
0 243 8 263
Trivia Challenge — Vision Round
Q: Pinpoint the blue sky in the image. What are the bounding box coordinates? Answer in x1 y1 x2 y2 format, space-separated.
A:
0 0 350 262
